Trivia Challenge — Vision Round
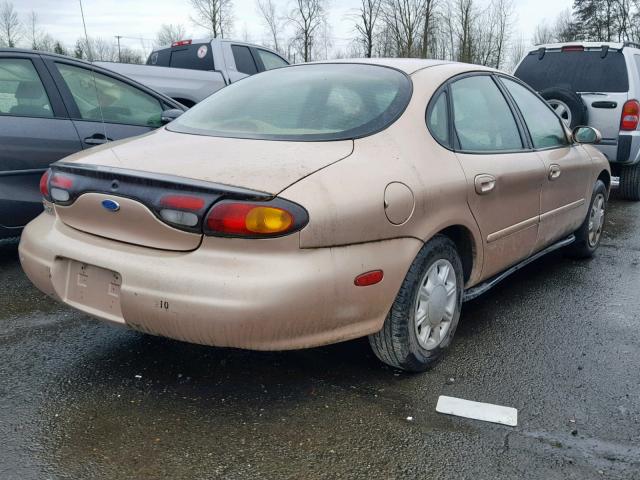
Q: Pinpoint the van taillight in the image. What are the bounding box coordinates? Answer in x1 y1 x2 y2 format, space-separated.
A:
39 170 50 198
621 100 640 131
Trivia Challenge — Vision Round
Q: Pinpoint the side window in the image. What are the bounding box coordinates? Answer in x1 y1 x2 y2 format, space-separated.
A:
450 75 522 152
231 45 258 75
427 91 449 145
501 77 568 149
55 63 163 127
0 58 53 118
256 49 288 70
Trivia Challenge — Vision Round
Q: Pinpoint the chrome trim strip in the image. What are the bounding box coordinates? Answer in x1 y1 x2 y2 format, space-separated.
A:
487 216 539 243
539 199 586 222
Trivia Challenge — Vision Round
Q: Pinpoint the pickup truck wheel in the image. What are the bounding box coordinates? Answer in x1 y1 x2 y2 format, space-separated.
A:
369 235 463 372
619 163 640 201
567 180 607 258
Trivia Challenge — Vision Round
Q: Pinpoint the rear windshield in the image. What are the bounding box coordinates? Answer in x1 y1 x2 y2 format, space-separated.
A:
514 50 629 93
167 63 412 141
147 43 214 71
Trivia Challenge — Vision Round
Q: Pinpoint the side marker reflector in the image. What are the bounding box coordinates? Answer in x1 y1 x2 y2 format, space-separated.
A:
354 270 384 287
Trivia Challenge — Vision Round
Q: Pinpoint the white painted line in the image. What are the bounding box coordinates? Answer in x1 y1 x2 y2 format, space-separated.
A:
436 395 518 427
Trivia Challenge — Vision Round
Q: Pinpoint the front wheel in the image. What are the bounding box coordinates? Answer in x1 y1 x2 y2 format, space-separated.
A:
369 235 463 372
567 180 607 258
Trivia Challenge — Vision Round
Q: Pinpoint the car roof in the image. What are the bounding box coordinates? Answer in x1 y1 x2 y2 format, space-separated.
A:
0 48 97 65
305 58 495 75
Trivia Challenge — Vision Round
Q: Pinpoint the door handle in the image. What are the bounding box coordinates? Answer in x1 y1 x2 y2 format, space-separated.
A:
83 133 112 145
474 174 496 195
549 165 562 180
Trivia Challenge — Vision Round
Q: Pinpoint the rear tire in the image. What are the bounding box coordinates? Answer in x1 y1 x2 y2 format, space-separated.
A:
567 180 607 258
369 235 463 372
619 163 640 201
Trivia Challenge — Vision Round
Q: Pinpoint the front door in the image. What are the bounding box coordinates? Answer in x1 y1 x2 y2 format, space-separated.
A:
449 74 546 280
499 76 592 249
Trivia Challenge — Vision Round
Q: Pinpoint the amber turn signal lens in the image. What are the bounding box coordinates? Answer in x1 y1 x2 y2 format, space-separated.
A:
245 207 293 234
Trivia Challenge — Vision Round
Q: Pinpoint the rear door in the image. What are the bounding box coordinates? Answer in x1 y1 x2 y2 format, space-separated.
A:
44 59 167 147
500 76 591 249
0 53 81 234
448 73 546 279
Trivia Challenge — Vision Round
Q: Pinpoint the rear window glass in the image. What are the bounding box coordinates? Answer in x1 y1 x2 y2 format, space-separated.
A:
168 64 412 141
148 43 214 71
515 50 628 93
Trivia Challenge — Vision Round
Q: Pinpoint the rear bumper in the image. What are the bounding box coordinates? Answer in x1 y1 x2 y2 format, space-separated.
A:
602 131 640 164
19 213 422 350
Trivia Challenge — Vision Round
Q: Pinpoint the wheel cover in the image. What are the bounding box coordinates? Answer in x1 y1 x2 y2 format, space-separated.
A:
548 99 572 126
414 259 457 350
588 193 605 247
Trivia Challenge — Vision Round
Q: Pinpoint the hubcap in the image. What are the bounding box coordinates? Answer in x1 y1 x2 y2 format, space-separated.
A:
548 99 572 126
588 193 605 247
414 259 457 350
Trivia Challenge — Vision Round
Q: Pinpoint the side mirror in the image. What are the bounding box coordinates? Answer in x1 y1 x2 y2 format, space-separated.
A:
161 109 184 125
572 126 602 144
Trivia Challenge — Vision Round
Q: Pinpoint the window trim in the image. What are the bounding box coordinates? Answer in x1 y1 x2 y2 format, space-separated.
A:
44 59 171 128
230 44 259 75
495 73 572 152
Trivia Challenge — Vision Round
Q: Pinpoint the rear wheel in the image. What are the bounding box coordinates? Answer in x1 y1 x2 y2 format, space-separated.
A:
619 163 640 201
568 180 607 258
369 235 463 372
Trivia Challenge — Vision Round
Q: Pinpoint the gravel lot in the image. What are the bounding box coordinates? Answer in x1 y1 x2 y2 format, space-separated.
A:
1 197 639 479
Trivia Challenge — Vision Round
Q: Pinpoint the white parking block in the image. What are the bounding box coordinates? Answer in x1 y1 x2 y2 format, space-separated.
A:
436 395 518 426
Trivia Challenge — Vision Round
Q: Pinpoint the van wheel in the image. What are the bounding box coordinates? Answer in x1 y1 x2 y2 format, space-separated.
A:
369 235 463 372
568 180 607 258
619 163 640 201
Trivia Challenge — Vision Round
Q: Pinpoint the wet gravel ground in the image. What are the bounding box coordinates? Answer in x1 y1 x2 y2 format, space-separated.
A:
1 197 639 480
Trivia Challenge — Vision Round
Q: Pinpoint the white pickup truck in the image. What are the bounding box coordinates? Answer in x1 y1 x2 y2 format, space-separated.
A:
96 38 289 107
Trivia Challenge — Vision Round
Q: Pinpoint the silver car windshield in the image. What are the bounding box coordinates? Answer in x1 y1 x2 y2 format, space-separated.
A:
167 63 412 141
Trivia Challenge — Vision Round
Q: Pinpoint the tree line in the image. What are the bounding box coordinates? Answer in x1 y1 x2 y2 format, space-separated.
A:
1 0 640 69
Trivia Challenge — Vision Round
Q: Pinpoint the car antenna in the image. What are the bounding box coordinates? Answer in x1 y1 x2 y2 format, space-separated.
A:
78 0 108 144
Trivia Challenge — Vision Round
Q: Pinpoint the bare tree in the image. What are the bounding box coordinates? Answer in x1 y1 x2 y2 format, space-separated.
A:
382 0 426 57
454 0 475 63
26 11 40 50
490 0 513 69
0 1 21 48
190 0 234 38
532 22 554 45
507 33 527 71
420 0 437 57
256 0 284 52
353 0 383 58
155 23 187 47
288 0 327 62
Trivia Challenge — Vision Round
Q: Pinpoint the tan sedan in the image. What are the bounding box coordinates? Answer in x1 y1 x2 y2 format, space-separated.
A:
19 59 610 371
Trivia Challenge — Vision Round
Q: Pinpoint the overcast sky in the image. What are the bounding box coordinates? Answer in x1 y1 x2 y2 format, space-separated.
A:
14 0 573 55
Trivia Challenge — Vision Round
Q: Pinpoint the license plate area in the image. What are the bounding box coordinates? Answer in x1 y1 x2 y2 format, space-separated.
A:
55 258 124 321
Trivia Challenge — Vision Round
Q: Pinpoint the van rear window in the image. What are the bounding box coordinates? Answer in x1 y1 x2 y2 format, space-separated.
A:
147 43 214 71
514 50 628 93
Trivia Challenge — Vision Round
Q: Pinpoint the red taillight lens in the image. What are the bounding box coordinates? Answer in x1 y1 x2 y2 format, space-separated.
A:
354 270 384 287
205 200 305 237
171 39 192 47
39 170 50 197
159 195 205 211
50 173 73 189
621 100 640 131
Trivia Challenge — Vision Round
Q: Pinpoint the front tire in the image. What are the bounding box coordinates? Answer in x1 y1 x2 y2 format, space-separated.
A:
619 163 640 201
568 180 607 258
369 235 463 372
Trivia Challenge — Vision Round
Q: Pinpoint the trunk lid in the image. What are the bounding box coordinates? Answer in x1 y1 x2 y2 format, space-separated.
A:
49 129 353 251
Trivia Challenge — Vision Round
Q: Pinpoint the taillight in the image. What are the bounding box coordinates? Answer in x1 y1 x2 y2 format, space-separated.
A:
205 199 307 237
39 169 50 198
354 270 384 287
49 173 74 202
158 194 205 228
561 45 584 52
171 39 192 47
621 100 640 131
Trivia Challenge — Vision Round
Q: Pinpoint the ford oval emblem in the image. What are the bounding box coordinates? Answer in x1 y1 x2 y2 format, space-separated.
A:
102 199 120 212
